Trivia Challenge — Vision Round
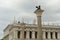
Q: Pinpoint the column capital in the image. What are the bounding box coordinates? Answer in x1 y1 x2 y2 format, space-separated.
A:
34 6 44 16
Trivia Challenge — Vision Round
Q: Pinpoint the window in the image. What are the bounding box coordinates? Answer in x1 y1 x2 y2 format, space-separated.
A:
24 31 26 38
18 31 20 38
45 32 48 39
55 32 57 39
50 32 53 39
35 31 37 39
29 31 32 39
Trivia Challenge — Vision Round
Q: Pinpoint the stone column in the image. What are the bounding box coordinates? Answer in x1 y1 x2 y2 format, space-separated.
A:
34 6 44 40
48 32 50 39
58 32 60 39
16 31 18 38
43 31 45 39
32 31 35 38
53 32 55 39
26 31 29 38
14 31 15 38
14 30 17 40
21 29 24 40
20 23 26 40
9 32 13 40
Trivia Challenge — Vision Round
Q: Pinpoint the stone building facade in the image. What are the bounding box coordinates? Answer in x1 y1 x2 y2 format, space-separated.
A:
3 22 60 40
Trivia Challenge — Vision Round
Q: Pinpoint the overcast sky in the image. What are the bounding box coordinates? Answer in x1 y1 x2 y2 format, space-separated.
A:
0 0 60 39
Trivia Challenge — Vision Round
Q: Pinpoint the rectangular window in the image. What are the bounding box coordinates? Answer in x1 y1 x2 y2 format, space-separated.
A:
45 32 48 39
50 32 53 39
35 31 37 39
18 31 20 38
29 31 32 39
55 32 57 39
24 31 26 38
